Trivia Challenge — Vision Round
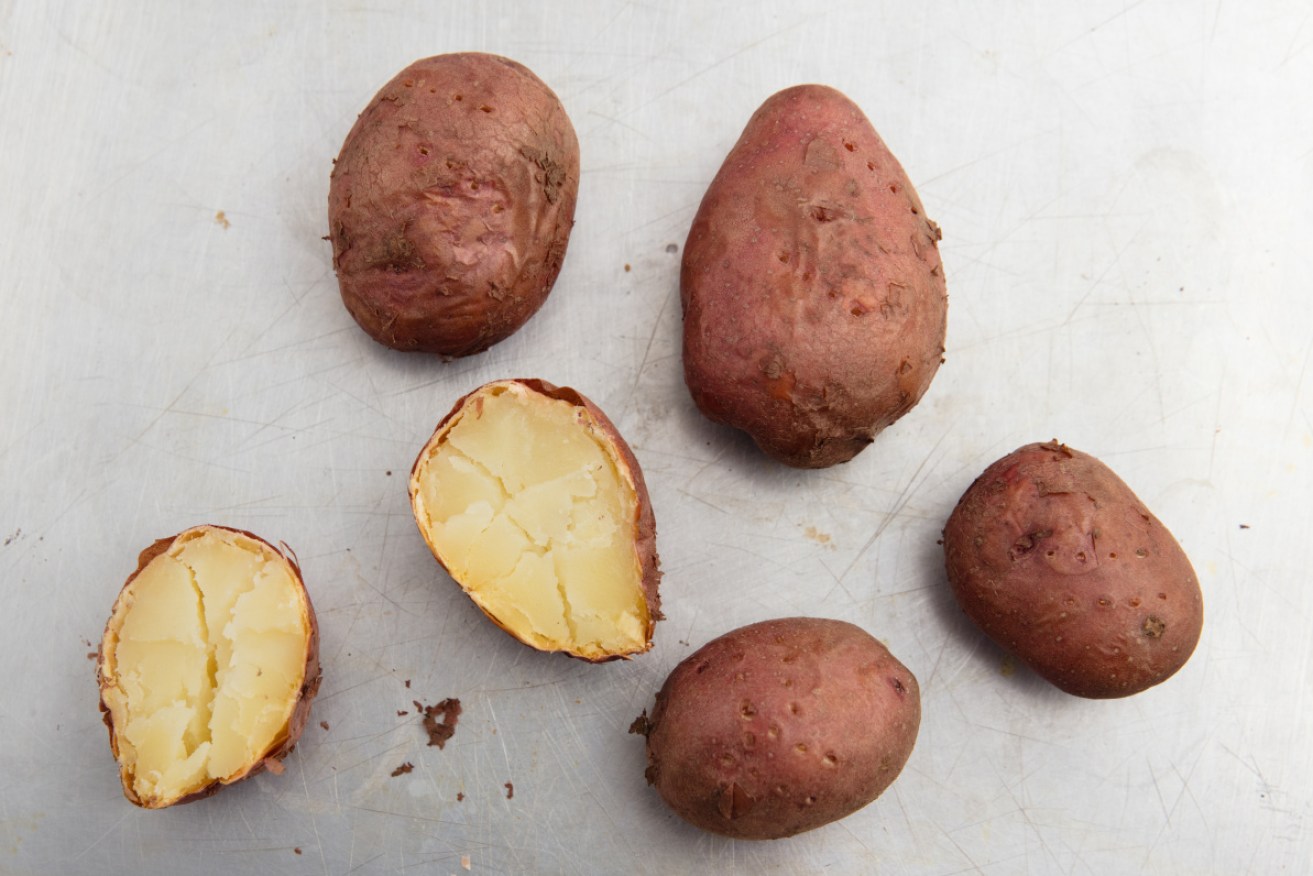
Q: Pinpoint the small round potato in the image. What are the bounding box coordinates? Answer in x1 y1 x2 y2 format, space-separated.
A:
329 53 579 357
98 526 320 808
641 617 919 839
943 441 1203 698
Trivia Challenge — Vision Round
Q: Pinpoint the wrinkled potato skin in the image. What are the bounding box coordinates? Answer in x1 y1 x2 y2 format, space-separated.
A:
98 526 322 808
681 85 947 468
329 53 579 356
643 618 919 840
943 442 1203 698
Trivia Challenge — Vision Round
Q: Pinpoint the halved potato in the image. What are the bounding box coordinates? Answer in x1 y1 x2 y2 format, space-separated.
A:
97 525 320 808
409 379 661 660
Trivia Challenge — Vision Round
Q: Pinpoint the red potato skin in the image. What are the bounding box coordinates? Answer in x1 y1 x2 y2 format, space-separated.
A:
681 85 947 468
97 526 321 808
643 618 919 840
408 379 662 661
329 54 579 357
943 442 1203 698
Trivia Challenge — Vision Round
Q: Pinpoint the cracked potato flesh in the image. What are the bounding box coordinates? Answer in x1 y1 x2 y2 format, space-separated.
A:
409 379 660 660
98 526 319 808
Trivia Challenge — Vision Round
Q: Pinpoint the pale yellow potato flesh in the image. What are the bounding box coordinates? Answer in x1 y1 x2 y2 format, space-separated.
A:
101 528 310 806
413 385 648 658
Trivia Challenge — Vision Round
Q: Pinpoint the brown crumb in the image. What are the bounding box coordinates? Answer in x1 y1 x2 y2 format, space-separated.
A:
215 210 230 230
391 762 414 777
1239 523 1250 530
397 710 408 716
294 847 302 855
624 263 631 272
320 720 330 731
418 698 462 748
456 791 465 802
386 470 393 476
461 854 471 870
86 651 97 661
504 781 514 799
404 679 411 688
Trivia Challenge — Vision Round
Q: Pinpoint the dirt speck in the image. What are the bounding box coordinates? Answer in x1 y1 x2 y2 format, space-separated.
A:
390 762 413 778
86 651 97 661
504 781 514 800
456 791 465 802
319 720 330 731
4 529 21 546
665 243 678 254
628 711 650 736
802 525 832 546
624 263 631 272
214 211 230 230
294 847 302 855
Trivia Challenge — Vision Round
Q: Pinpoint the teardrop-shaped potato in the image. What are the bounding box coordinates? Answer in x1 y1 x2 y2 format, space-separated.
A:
682 85 947 468
409 379 661 661
98 525 320 808
943 442 1204 698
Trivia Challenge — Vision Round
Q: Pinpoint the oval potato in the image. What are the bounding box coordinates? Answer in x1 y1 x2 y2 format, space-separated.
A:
329 53 579 357
943 441 1203 698
641 617 919 839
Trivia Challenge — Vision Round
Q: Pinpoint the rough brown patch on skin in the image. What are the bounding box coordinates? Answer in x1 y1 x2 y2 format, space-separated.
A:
367 228 425 272
1142 616 1167 638
521 146 565 204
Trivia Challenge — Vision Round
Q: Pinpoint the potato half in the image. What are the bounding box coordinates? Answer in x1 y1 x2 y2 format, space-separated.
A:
409 379 660 660
97 525 320 808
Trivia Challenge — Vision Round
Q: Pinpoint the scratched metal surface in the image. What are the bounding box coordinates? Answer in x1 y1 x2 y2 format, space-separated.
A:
1 1 1310 873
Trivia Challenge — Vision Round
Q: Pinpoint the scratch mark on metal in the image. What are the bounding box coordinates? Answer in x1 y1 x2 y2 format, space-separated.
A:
839 431 947 583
